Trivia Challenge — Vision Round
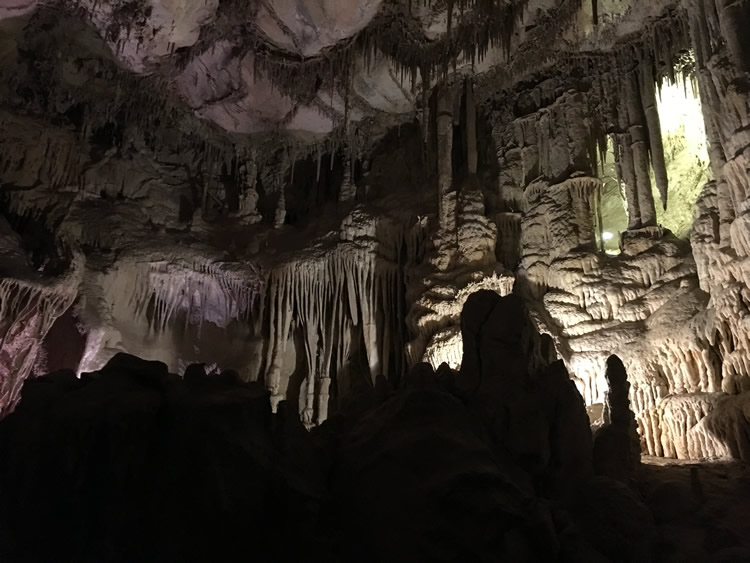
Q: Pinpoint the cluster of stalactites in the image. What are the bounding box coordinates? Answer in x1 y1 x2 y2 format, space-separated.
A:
21 0 596 194
214 0 532 106
256 215 428 423
99 259 262 336
495 8 692 232
0 256 82 417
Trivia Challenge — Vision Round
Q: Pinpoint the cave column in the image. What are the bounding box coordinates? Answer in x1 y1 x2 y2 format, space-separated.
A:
613 135 642 230
339 157 356 202
689 0 750 245
435 85 458 270
639 51 669 209
613 62 658 231
623 67 657 228
466 79 478 176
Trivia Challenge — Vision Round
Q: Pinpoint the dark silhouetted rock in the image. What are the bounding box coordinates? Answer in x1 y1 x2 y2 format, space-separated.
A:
183 362 207 384
0 353 320 563
329 387 557 563
593 355 641 482
0 292 659 563
401 361 437 389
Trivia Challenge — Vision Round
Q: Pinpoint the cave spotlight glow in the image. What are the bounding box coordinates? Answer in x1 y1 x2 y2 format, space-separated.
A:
656 78 708 160
652 75 711 235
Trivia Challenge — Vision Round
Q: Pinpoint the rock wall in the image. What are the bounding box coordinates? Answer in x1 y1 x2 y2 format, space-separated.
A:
471 8 750 461
690 0 750 393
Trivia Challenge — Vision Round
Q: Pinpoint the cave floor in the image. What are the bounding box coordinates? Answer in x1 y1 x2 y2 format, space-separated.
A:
638 456 750 562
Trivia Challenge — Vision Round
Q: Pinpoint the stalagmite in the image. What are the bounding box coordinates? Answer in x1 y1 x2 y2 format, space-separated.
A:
593 355 641 481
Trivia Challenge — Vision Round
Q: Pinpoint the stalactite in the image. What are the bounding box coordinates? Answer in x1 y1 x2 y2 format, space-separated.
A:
253 213 424 420
0 253 83 417
96 257 261 343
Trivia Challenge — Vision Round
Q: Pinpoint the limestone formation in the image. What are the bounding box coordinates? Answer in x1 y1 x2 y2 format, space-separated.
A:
2 0 750 473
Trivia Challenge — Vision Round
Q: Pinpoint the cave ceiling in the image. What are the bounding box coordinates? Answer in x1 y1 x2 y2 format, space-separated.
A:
0 0 673 148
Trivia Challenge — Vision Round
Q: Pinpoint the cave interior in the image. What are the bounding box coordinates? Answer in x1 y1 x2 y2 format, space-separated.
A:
3 0 750 561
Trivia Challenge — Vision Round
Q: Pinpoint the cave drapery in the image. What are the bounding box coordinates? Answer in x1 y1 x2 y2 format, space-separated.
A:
1 0 750 460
